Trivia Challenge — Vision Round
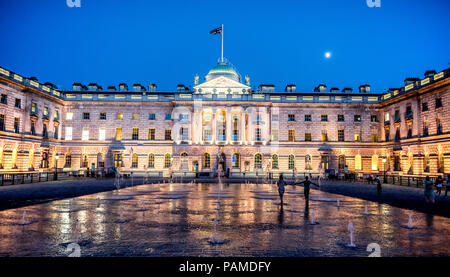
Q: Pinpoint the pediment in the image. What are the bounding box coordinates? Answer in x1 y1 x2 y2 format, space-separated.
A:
194 76 250 91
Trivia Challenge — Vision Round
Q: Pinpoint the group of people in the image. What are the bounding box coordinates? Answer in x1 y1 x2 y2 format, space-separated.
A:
277 174 320 207
424 174 450 204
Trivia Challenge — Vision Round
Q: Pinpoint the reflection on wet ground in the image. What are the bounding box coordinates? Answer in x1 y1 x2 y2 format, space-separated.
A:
0 182 449 257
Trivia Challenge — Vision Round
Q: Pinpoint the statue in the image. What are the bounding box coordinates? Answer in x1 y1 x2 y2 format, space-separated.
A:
245 74 250 86
194 74 199 85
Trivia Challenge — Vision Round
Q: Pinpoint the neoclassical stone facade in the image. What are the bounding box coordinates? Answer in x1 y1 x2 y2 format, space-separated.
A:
0 62 449 177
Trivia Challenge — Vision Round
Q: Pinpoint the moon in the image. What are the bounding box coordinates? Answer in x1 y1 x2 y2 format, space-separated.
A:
325 52 331 58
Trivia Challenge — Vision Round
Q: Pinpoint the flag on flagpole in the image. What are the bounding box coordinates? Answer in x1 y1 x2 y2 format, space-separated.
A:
209 26 222 35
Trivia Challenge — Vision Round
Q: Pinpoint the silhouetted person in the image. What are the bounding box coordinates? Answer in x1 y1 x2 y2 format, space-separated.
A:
435 176 443 196
376 176 382 196
424 176 436 204
294 176 320 203
277 173 287 206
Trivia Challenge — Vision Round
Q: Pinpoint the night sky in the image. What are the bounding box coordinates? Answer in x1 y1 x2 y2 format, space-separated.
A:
0 0 449 92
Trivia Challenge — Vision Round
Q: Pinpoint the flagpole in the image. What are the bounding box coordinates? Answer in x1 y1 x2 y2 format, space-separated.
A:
221 24 224 63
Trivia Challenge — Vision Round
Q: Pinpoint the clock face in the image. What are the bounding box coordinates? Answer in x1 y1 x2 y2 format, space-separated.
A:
227 88 231 93
242 89 246 93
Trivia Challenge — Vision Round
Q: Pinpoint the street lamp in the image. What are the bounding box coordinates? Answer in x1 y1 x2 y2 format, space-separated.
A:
54 154 59 181
382 157 387 183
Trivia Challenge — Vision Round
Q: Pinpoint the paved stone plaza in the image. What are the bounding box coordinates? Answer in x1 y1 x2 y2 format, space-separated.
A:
0 181 449 257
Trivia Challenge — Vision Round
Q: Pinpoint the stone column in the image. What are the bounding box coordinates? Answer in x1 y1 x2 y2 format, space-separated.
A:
226 107 232 144
212 108 217 144
241 108 246 143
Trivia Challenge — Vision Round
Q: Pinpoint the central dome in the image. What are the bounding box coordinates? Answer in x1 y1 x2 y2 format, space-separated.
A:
205 62 240 82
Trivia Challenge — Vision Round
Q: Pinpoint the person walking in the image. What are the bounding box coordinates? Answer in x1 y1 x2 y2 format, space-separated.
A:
435 175 443 196
277 173 287 207
376 176 382 196
445 174 450 197
424 176 436 204
294 176 320 203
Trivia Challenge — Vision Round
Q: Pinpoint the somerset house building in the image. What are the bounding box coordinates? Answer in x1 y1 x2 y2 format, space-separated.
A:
0 60 449 178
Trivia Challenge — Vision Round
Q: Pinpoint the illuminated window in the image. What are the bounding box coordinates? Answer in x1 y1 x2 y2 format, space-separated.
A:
305 131 312 141
271 129 279 141
149 128 155 140
116 112 123 120
321 130 328 142
254 153 262 169
132 113 139 120
232 153 240 168
371 134 378 142
164 153 172 168
288 154 295 170
354 133 361 142
43 106 49 116
305 154 312 170
355 154 362 171
132 128 139 140
202 153 211 168
288 129 295 142
148 154 155 168
98 127 106 140
65 127 72 140
82 127 89 141
115 128 122 140
272 154 278 169
131 153 139 168
66 112 73 120
371 155 378 171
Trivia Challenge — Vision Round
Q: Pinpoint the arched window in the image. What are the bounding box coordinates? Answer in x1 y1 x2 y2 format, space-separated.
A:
338 155 345 170
131 153 139 168
355 154 362 171
305 154 312 170
202 153 210 168
82 154 88 168
371 154 378 171
148 154 155 168
424 154 430 172
180 152 188 171
272 154 278 169
65 153 72 168
232 153 240 168
164 153 172 168
254 153 262 169
97 153 104 168
288 154 295 170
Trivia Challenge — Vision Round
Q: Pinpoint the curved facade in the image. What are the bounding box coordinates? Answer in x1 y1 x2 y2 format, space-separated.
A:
0 62 449 178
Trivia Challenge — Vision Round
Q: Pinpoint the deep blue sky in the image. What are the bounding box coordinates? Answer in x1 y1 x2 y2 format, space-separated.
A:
0 0 449 92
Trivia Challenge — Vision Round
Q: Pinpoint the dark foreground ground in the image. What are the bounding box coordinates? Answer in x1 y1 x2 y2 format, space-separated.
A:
0 177 449 217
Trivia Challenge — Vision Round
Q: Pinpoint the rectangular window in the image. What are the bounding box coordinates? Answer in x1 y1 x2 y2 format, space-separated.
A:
14 98 21 109
99 112 107 120
14 117 20 133
354 133 361 142
370 115 378 122
149 128 155 140
165 113 172 120
31 121 36 135
43 124 48 138
271 114 279 121
321 115 328 122
132 113 139 120
422 102 428 112
43 106 49 116
0 94 7 104
371 134 378 142
338 129 345 142
0 114 5 131
99 127 106 140
255 128 262 141
436 97 443 108
65 127 72 140
321 130 328 141
31 102 37 112
117 112 123 120
179 113 189 120
82 127 89 140
66 112 73 120
354 115 361 122
149 113 156 120
82 112 90 120
305 114 312 122
288 114 295 122
115 128 122 140
54 110 59 121
271 129 279 141
165 129 172 140
305 131 312 141
288 129 295 142
132 128 139 140
337 114 345 122
54 126 58 139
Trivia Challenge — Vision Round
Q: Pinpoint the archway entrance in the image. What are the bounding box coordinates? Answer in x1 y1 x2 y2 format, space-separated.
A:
218 153 226 172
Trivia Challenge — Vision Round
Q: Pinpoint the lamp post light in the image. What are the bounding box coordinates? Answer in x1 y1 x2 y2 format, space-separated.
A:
54 154 59 181
382 157 387 183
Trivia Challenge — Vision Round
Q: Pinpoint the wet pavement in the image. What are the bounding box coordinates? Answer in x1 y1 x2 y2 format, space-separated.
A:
0 181 449 257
